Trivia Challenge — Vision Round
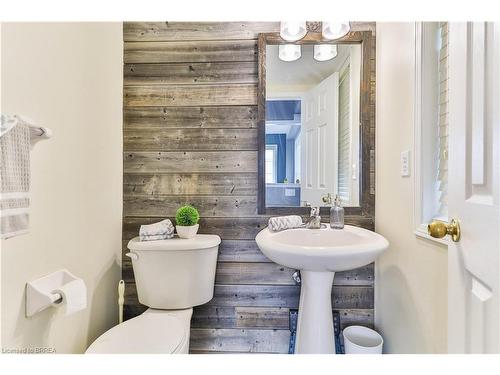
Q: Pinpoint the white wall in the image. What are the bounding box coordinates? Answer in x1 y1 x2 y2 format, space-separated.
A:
375 23 448 353
0 23 123 354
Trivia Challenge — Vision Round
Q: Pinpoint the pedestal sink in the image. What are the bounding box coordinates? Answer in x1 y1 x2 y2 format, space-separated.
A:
255 225 389 354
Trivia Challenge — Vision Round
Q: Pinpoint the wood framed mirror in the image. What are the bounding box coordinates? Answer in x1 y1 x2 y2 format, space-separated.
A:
257 27 375 221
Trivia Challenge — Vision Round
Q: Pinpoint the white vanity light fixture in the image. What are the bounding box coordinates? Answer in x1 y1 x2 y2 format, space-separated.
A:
313 44 338 61
280 22 307 41
279 44 302 62
322 22 350 40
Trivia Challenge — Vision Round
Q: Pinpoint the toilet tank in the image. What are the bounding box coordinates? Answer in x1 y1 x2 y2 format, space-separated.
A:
126 234 220 309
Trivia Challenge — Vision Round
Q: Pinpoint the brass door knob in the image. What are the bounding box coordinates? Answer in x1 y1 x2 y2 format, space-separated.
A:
427 218 461 242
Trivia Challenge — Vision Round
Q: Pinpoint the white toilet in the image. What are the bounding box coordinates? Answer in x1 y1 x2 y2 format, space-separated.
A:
86 234 221 354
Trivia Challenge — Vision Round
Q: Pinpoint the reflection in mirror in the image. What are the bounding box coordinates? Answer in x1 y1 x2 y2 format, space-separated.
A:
265 44 361 208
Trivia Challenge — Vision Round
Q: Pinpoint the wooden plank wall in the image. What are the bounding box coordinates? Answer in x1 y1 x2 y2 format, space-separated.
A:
123 22 376 354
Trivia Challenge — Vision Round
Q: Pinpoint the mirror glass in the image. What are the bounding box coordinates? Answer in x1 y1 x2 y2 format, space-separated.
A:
265 43 362 208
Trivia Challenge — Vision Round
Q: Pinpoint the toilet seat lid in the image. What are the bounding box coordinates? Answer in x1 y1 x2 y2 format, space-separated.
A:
86 311 186 354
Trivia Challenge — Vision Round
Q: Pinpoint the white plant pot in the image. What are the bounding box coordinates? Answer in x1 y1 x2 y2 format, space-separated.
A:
176 224 199 239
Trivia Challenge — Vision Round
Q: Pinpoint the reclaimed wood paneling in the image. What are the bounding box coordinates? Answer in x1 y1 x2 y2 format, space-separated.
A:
122 257 373 288
124 106 257 129
189 328 290 353
123 22 375 42
124 84 257 107
123 216 268 241
191 306 373 330
122 22 376 354
123 195 257 217
123 173 258 196
124 151 257 173
192 306 289 329
124 62 257 85
124 40 257 63
122 249 373 286
124 22 280 42
217 240 270 262
124 128 258 151
124 216 373 242
215 262 374 286
207 285 374 309
122 282 374 311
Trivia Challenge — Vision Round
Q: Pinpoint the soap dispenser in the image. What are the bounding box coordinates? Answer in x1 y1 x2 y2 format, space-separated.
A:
330 195 344 229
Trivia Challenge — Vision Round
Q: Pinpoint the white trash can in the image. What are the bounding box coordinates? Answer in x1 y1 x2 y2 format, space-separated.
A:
343 325 383 354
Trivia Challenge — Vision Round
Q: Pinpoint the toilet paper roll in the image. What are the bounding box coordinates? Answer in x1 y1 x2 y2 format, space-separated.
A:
53 279 87 316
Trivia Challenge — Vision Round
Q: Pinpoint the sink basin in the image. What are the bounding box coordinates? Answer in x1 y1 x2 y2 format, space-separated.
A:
255 225 389 354
256 225 389 272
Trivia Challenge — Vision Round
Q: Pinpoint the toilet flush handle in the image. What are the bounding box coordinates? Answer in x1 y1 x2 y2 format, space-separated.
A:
125 252 139 260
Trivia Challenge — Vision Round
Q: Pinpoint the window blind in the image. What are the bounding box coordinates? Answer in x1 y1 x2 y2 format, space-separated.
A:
437 22 449 218
338 64 351 203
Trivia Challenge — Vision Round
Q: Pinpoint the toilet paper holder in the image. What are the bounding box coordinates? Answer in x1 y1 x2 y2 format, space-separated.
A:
26 269 83 317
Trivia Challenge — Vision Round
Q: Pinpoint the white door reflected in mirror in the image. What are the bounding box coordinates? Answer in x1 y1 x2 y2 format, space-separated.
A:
265 44 361 208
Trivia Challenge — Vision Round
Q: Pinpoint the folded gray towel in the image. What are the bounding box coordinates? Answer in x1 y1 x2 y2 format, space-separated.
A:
139 233 172 241
268 215 303 232
139 219 174 241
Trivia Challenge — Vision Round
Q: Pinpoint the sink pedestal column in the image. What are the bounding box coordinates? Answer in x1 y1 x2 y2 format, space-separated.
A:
295 270 336 354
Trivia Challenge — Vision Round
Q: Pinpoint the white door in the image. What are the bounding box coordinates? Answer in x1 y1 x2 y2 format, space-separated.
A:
447 22 500 353
301 72 339 207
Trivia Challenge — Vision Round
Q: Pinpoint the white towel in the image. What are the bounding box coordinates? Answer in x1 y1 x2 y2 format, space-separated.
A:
0 114 18 137
139 219 174 241
268 215 304 232
0 115 31 239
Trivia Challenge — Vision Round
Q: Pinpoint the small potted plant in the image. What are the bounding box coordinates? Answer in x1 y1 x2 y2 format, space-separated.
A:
175 205 200 239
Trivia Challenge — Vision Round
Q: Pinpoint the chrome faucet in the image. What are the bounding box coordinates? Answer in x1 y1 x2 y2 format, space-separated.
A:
306 206 322 229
